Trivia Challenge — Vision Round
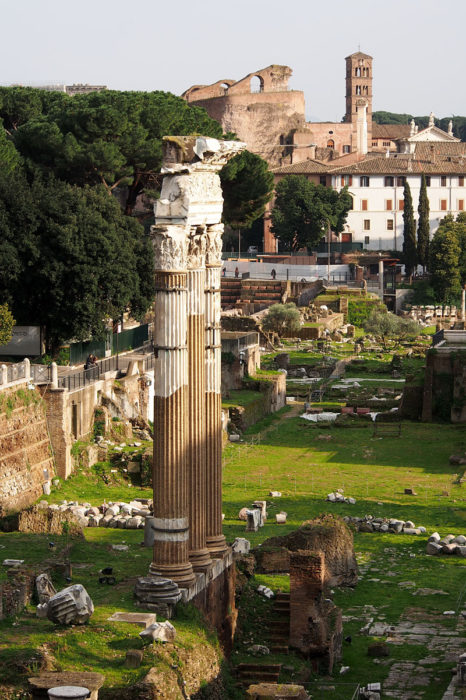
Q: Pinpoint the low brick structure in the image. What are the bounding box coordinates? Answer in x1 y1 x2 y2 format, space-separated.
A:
289 550 342 673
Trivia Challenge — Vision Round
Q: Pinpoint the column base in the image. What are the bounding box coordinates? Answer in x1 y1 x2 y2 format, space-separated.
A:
206 534 228 557
189 547 213 572
134 576 182 619
149 561 196 589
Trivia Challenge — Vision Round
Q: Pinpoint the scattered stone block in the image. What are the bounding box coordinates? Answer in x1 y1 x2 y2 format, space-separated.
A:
111 544 128 551
247 644 270 656
426 542 443 555
404 489 417 496
238 507 249 521
108 611 156 628
35 573 56 604
276 512 287 524
28 672 104 700
453 535 466 545
256 585 274 599
442 543 458 555
2 559 24 567
229 433 240 442
368 642 390 657
46 584 94 625
269 491 282 497
428 532 441 542
232 537 251 555
125 649 143 669
139 620 176 643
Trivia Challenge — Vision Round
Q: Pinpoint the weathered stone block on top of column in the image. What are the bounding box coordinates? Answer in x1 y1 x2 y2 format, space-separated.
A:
154 137 246 227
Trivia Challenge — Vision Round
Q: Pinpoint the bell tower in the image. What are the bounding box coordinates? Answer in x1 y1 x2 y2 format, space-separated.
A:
345 51 373 153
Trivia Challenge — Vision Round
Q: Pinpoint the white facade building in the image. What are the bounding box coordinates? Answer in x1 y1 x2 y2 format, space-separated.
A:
332 168 466 252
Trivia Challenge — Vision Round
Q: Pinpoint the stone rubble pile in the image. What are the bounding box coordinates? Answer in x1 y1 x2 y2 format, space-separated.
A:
425 532 466 557
327 492 356 505
45 498 152 529
343 515 426 535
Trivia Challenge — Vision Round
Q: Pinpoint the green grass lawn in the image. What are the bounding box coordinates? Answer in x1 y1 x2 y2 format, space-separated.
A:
1 337 465 698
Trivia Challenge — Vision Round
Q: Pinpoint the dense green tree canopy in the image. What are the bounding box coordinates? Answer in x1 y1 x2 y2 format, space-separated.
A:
220 151 274 229
0 169 153 351
9 89 224 214
271 175 352 251
429 215 462 303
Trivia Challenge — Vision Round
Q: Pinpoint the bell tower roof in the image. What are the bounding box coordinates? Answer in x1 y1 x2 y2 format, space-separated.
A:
346 51 373 60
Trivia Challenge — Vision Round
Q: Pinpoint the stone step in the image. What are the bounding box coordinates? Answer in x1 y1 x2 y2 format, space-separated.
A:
269 644 289 654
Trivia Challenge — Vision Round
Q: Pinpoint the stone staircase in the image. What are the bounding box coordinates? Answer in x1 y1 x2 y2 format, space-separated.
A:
237 663 282 687
220 279 286 311
268 592 290 654
221 278 242 308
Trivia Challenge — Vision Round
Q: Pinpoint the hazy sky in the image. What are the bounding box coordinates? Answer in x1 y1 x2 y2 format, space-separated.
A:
2 0 465 120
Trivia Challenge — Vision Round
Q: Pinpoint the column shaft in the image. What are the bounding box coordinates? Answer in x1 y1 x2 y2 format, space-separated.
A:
205 256 227 555
150 269 195 587
187 264 212 570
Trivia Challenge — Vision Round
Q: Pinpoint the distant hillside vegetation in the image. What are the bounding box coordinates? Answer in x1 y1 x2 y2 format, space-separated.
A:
373 111 466 141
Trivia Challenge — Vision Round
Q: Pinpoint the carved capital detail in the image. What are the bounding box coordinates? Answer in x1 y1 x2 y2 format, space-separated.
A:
151 224 189 272
187 227 207 269
205 224 224 267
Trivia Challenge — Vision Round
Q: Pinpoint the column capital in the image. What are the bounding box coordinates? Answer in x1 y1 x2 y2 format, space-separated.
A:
187 227 207 270
205 224 224 268
151 224 189 272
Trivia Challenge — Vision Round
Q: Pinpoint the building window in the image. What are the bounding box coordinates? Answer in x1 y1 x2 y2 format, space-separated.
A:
363 219 371 231
372 141 378 147
341 175 352 186
343 145 351 154
459 176 465 186
425 176 431 186
327 139 335 149
355 67 361 77
364 235 370 245
382 141 391 147
319 175 327 185
458 199 464 211
360 176 370 187
397 176 405 186
386 199 393 210
384 176 394 187
361 199 368 211
356 86 361 95
399 199 404 210
387 219 394 230
440 199 447 211
441 176 447 187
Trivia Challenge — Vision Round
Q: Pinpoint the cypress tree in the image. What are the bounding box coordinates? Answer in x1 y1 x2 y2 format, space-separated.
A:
402 180 417 276
417 174 430 271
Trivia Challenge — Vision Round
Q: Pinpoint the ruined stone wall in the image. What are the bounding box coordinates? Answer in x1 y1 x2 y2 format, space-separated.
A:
40 367 149 479
0 384 54 516
189 91 306 167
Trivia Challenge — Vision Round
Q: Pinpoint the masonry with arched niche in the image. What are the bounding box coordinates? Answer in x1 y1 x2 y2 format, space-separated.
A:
183 52 374 167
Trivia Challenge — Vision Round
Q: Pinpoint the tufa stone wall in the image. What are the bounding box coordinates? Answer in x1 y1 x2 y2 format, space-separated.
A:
0 384 54 516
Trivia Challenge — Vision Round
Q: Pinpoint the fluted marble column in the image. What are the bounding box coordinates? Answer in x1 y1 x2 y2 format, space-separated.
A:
205 224 227 556
187 227 212 571
149 225 195 587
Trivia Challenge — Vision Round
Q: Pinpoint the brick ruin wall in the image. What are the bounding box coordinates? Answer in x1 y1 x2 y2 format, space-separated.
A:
189 91 306 167
0 384 54 516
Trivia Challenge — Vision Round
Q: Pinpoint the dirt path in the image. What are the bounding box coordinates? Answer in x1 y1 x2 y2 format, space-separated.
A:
329 354 356 380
